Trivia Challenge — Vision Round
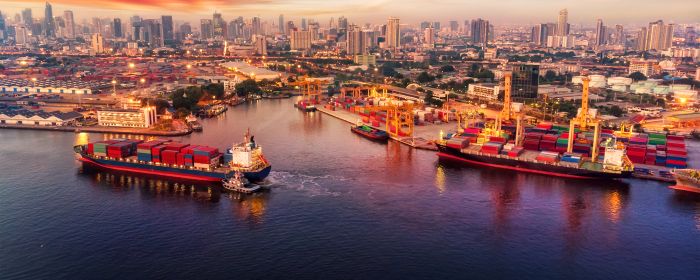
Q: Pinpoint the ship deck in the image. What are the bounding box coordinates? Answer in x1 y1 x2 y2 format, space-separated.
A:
460 145 582 169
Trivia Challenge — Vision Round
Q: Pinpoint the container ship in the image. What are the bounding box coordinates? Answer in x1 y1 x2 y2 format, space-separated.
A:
351 124 389 142
670 169 700 193
74 132 271 182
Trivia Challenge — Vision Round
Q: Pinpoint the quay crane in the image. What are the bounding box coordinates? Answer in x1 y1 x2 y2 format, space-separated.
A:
566 76 603 160
291 78 331 103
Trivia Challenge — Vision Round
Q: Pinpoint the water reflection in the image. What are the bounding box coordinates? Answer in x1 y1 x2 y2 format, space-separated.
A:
229 193 270 226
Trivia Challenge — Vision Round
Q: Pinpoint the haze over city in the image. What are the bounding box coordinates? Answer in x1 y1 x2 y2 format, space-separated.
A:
3 0 699 24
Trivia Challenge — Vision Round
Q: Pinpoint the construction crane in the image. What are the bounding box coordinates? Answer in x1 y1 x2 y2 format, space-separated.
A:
363 101 415 138
566 76 603 160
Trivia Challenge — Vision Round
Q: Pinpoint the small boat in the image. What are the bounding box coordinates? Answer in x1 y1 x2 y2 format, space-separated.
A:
295 101 316 112
351 123 389 142
222 171 261 193
670 169 700 194
185 114 203 131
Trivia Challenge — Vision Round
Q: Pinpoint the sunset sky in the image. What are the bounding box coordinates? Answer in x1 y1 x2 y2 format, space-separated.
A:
2 0 698 26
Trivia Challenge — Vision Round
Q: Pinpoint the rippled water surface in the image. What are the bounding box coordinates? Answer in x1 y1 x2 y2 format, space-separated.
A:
1 99 699 279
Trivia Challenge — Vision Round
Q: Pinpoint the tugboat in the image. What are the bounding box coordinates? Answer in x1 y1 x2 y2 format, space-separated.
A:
222 171 261 193
670 169 700 194
295 100 316 112
351 123 389 142
185 114 203 132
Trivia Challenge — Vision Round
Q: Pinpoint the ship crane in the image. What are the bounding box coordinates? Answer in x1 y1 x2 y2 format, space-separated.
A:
566 76 603 160
491 72 526 146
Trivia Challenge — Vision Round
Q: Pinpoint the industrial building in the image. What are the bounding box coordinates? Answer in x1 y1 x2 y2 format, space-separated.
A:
0 109 83 126
96 107 157 128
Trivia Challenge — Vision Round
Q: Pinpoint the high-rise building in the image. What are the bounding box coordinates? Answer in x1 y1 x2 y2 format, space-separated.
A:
278 14 284 33
200 19 213 39
43 2 55 38
301 18 307 31
433 21 441 30
21 8 32 28
290 29 312 50
595 19 606 46
285 21 295 35
15 26 29 46
253 35 267 55
556 9 569 36
140 19 161 46
385 17 400 49
0 10 5 40
449 21 459 33
636 27 647 51
642 20 673 51
470 18 490 46
178 23 192 40
91 33 104 54
423 27 434 47
511 63 540 100
63 11 75 38
212 12 225 38
338 16 348 33
161 15 173 44
113 18 122 38
531 24 555 46
252 17 262 36
420 21 431 30
614 25 625 46
347 25 365 55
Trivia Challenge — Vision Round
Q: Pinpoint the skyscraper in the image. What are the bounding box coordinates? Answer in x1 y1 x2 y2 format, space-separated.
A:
113 18 122 38
200 19 213 39
91 33 104 54
21 8 32 27
278 14 284 33
347 25 366 55
301 18 307 31
470 18 490 46
385 17 400 49
63 11 75 38
43 2 55 38
642 20 673 51
252 17 262 36
0 10 5 40
161 15 173 44
449 21 459 33
595 19 606 46
290 29 312 50
614 25 625 46
212 12 225 38
338 16 348 33
556 9 569 36
424 27 434 47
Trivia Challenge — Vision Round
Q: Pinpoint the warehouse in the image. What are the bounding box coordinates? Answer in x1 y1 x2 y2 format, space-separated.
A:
96 107 157 128
0 109 83 126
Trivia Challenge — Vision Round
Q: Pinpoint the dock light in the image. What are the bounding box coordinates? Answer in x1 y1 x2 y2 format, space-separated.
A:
186 50 191 54
140 78 146 84
186 64 192 69
128 62 135 69
111 80 117 85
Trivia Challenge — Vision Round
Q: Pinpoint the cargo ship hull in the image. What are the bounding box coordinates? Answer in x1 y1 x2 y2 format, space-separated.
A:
351 126 389 142
77 153 271 183
437 144 632 179
670 170 700 193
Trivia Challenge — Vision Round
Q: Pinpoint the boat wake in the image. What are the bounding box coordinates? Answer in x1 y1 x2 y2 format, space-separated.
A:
266 171 347 197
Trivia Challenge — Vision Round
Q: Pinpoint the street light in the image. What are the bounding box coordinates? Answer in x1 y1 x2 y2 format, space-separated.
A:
31 77 37 87
111 79 117 96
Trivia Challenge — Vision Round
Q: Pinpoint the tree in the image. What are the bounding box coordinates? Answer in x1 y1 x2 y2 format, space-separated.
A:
474 69 494 80
234 79 262 97
172 86 203 110
202 83 225 99
544 70 557 82
440 65 455 73
628 71 647 82
381 65 399 77
141 98 171 114
609 105 624 117
417 71 435 83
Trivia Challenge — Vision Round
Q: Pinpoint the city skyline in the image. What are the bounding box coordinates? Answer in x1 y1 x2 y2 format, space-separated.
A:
2 0 699 26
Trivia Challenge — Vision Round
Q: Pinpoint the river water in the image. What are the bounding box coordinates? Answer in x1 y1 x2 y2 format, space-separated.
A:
1 98 699 279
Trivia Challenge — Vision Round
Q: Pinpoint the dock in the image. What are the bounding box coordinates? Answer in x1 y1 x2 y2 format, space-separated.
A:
316 106 439 150
0 123 192 136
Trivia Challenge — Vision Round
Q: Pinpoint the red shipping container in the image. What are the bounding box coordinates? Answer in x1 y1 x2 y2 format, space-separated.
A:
151 145 166 156
164 142 190 152
87 143 94 154
177 153 185 166
193 155 211 164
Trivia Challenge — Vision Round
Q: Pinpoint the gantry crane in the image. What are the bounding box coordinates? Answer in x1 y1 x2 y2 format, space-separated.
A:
291 78 330 103
566 76 603 160
363 101 415 138
339 84 389 99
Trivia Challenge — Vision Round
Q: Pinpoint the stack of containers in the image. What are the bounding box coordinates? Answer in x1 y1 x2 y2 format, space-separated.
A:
645 144 657 165
501 143 515 155
572 138 592 157
648 133 667 146
446 136 469 149
555 133 569 153
151 144 167 163
540 134 558 152
92 140 119 157
480 142 503 155
460 127 481 144
507 147 524 157
626 144 647 164
161 150 178 165
666 135 687 168
136 140 168 162
107 142 132 158
192 146 220 169
523 132 542 151
182 145 200 167
561 152 582 163
536 151 560 163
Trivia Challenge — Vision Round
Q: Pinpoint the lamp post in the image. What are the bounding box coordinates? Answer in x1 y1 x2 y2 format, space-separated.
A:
111 79 117 96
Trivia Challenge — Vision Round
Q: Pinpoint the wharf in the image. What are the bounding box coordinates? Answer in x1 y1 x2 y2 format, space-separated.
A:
316 106 438 150
0 123 192 136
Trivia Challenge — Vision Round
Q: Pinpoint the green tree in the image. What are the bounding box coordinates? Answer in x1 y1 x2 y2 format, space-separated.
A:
234 79 262 97
417 71 435 83
628 71 647 82
171 86 203 110
544 70 557 82
609 105 624 117
474 69 494 80
202 83 225 99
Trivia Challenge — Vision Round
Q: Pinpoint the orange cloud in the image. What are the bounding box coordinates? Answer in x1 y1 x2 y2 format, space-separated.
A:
9 0 277 12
